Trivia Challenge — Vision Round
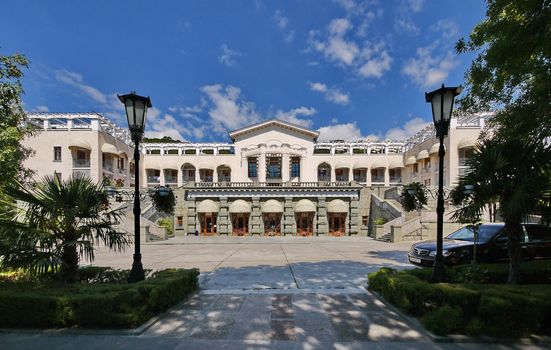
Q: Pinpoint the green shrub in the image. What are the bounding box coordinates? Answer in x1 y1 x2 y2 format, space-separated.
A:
157 217 174 237
373 217 387 225
423 305 463 335
368 267 551 337
0 268 199 329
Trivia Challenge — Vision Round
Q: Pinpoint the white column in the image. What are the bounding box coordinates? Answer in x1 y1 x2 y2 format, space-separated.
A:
259 153 266 182
160 168 165 185
348 168 353 182
213 167 218 183
282 154 289 182
384 167 389 186
195 168 200 183
177 169 183 187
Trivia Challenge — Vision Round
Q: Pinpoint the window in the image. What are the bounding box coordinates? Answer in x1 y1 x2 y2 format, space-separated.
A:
53 146 62 162
362 216 368 226
290 157 300 177
54 171 62 182
176 216 183 228
424 158 431 169
266 156 281 179
248 157 257 178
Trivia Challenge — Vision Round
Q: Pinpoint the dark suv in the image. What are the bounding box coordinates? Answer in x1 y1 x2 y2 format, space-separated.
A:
408 223 551 267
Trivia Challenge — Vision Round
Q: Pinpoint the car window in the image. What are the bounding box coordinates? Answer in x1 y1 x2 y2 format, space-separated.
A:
446 225 503 243
525 225 551 243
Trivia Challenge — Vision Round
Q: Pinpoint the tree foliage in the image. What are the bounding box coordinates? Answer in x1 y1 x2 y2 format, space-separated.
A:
401 182 428 212
450 138 551 283
0 176 129 283
456 0 551 142
0 52 33 202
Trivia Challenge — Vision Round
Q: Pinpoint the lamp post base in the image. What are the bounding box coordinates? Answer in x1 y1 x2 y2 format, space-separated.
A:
128 253 145 283
431 256 446 282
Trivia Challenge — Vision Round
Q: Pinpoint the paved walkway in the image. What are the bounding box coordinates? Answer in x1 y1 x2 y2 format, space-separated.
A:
0 237 547 349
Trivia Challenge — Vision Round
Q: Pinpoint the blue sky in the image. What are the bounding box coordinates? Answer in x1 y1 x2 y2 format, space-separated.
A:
2 0 486 142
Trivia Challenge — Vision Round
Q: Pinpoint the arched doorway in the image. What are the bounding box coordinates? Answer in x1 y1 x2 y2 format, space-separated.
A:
327 199 348 237
181 163 196 182
262 199 283 236
197 199 219 236
318 163 331 182
229 199 251 236
295 199 316 236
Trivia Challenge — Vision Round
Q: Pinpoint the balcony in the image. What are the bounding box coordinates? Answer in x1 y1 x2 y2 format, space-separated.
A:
353 176 367 183
102 162 114 173
73 169 91 178
165 176 178 184
371 176 385 183
147 176 160 184
390 176 402 184
73 159 90 168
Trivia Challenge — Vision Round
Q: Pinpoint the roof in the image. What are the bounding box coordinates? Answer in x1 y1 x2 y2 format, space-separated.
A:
228 119 320 142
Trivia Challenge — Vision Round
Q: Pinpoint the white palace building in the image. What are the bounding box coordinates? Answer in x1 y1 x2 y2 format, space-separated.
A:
23 112 491 240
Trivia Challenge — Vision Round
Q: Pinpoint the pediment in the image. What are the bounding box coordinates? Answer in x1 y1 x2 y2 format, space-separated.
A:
229 119 319 142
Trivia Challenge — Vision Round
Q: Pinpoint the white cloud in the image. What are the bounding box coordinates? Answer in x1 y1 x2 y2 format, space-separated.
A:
274 107 316 128
385 117 430 140
432 19 459 39
273 10 288 29
55 70 108 105
273 10 295 43
318 122 364 141
309 82 350 105
402 47 459 89
144 107 188 141
34 105 49 112
406 0 424 12
200 84 261 134
218 44 242 67
358 42 392 78
309 18 392 79
394 17 420 35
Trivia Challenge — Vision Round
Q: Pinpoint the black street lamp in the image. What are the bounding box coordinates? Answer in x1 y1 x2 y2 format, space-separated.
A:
425 84 462 282
118 91 152 283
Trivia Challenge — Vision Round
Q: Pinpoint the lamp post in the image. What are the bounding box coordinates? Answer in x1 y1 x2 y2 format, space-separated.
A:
425 84 462 282
118 91 152 283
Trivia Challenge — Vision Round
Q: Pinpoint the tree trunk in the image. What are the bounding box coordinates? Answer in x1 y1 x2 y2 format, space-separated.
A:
60 244 79 283
505 220 522 284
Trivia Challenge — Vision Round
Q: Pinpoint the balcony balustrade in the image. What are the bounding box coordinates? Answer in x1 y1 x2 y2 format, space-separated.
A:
390 176 402 183
165 176 178 184
371 176 385 183
102 162 113 172
73 159 90 168
73 169 91 178
147 176 160 184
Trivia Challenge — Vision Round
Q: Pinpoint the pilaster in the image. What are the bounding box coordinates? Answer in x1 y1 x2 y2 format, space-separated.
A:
218 197 229 235
316 196 328 236
250 197 262 235
283 196 295 235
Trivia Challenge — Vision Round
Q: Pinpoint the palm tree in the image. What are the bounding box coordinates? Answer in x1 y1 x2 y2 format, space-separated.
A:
451 137 551 284
0 176 128 282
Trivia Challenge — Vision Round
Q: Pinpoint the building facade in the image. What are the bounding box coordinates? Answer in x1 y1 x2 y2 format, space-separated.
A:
22 112 491 237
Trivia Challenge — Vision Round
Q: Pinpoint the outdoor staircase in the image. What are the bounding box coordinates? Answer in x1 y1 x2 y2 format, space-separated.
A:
110 199 168 242
375 233 391 242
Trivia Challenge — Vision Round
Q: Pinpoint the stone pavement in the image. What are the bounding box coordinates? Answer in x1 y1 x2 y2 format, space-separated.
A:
0 236 548 349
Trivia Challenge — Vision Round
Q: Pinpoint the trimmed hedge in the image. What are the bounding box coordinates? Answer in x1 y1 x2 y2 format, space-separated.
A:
368 267 551 337
0 268 199 329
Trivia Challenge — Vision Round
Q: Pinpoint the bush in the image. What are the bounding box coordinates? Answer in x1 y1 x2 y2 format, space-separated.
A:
0 268 199 328
368 267 551 337
157 217 174 237
373 217 387 225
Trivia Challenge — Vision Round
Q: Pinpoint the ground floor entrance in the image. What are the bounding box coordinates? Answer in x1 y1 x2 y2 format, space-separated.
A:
263 213 281 236
296 212 314 236
231 213 249 236
199 213 217 236
328 213 346 236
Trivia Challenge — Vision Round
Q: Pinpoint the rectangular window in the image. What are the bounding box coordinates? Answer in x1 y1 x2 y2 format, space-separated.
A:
266 156 281 179
248 157 257 178
362 216 368 226
176 216 183 228
290 157 300 177
53 146 62 162
54 171 62 182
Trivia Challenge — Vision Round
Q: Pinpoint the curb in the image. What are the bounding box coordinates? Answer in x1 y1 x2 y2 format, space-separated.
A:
0 290 199 337
368 288 551 345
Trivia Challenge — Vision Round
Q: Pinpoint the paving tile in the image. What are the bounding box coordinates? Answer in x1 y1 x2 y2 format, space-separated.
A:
269 320 297 341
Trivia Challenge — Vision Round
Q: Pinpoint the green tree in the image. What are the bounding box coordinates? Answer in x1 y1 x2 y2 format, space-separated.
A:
400 182 428 212
0 176 129 283
456 0 551 143
450 138 551 283
0 52 33 202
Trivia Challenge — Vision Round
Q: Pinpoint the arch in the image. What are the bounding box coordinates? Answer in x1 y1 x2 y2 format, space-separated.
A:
416 150 429 160
458 138 477 149
295 199 316 213
217 165 232 182
68 140 91 150
389 160 404 169
318 162 331 182
181 162 196 182
327 199 349 213
101 143 118 154
370 160 386 169
197 199 220 213
261 199 283 213
405 156 417 166
229 199 251 213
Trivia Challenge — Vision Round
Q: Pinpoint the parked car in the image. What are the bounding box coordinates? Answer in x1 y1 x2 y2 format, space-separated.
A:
408 223 551 267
